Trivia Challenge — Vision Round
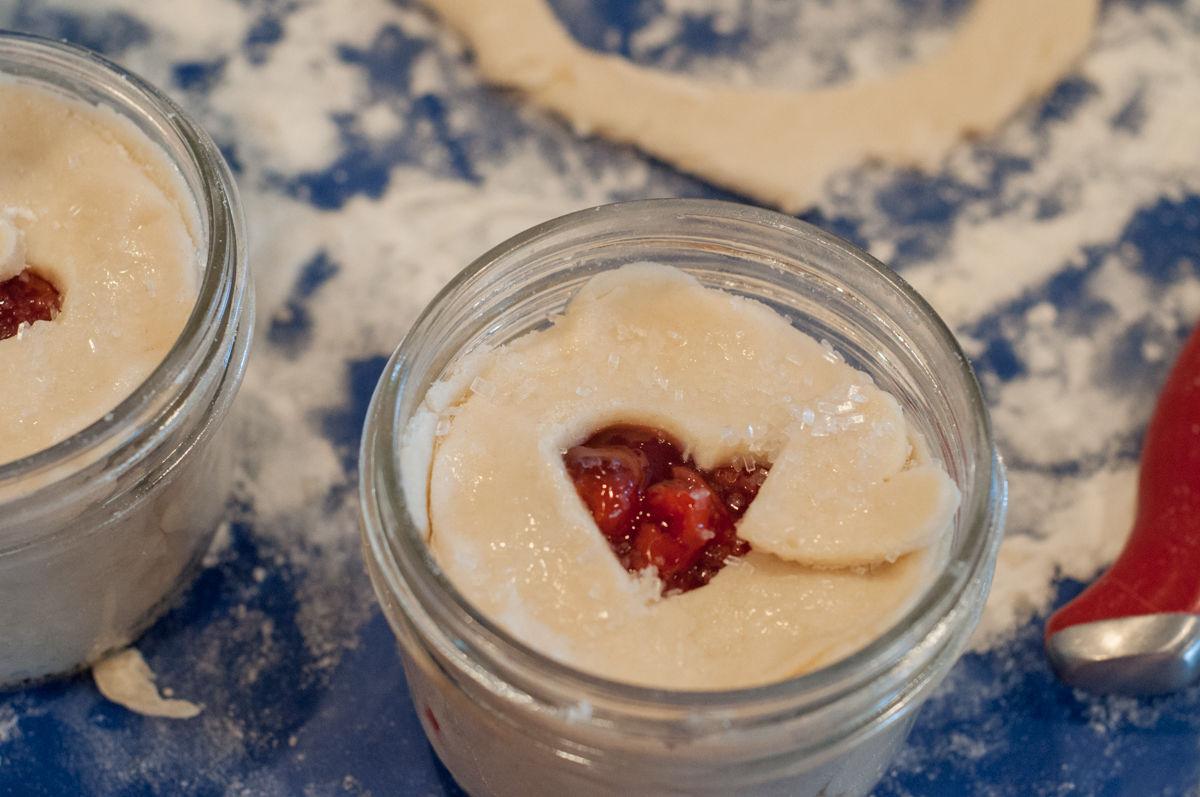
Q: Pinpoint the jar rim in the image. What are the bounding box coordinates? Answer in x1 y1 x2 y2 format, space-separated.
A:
0 33 248 505
362 197 1005 715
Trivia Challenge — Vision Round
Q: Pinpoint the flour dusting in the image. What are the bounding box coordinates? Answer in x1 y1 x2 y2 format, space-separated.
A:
4 0 1200 775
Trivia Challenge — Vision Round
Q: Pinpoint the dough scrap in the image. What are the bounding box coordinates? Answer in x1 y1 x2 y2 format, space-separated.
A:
416 0 1099 212
92 648 202 719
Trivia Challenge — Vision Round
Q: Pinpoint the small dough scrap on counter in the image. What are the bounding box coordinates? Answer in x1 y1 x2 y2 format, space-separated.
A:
412 264 960 688
92 648 202 719
416 0 1099 213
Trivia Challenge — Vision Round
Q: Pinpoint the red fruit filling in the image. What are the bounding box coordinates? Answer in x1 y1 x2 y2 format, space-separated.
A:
564 424 768 594
0 269 62 341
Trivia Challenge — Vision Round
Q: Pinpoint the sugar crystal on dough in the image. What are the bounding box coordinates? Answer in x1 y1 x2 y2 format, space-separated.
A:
513 378 538 402
819 339 844 364
469 376 496 399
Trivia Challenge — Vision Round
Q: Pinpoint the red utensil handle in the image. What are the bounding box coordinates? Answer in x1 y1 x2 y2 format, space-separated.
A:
1046 322 1200 638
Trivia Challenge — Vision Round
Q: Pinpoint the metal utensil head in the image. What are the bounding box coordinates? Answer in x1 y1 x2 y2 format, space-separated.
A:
1045 613 1200 695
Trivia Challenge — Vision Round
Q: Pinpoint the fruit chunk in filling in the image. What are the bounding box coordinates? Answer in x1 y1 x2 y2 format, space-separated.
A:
0 216 61 340
408 263 961 689
0 269 62 341
565 424 759 593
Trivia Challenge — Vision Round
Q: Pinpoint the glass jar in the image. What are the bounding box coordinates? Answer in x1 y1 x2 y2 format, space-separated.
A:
360 199 1005 796
0 33 253 688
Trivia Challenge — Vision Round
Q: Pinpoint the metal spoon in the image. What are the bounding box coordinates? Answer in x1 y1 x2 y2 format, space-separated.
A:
1045 322 1200 695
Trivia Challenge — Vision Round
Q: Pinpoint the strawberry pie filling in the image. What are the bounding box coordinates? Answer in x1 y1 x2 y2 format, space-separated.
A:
565 424 760 593
0 269 61 341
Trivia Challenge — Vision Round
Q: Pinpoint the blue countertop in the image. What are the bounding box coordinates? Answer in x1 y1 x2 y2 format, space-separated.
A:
4 1 1200 794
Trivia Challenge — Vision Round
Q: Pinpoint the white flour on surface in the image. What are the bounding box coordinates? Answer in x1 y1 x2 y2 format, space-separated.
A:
0 705 19 744
898 1 1200 327
5 0 1200 695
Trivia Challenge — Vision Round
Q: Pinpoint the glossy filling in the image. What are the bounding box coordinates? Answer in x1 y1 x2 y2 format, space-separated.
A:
565 424 762 593
0 269 61 340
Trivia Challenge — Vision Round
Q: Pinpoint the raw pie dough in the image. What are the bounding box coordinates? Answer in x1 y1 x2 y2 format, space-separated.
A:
417 0 1099 213
0 80 200 464
93 648 202 719
409 264 960 689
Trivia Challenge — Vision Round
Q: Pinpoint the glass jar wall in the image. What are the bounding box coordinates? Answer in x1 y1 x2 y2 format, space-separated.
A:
360 199 1005 797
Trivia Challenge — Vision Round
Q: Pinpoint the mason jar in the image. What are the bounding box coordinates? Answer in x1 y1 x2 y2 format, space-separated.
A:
0 33 253 688
360 199 1005 796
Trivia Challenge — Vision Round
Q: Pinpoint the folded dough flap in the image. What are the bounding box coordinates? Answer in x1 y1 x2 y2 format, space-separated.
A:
737 387 961 568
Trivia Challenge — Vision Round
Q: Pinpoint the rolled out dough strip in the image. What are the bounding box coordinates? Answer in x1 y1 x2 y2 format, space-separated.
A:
417 0 1099 213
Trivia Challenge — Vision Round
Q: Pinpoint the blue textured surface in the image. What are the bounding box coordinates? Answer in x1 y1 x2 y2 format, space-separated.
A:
3 1 1200 794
